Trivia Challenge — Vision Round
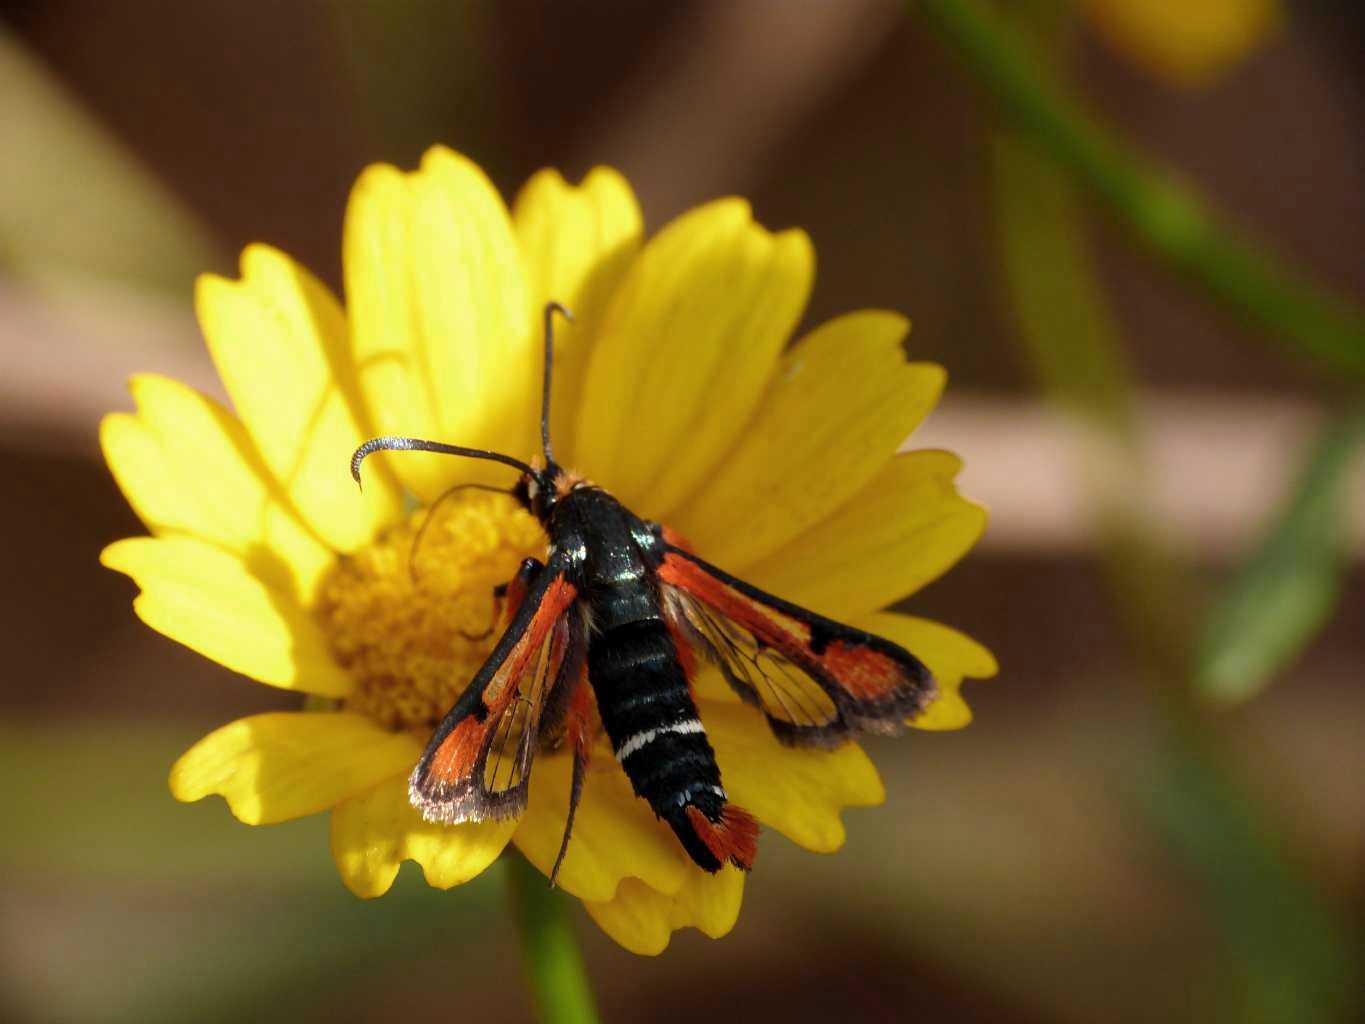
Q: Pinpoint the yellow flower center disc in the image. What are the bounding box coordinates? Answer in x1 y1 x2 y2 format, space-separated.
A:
314 490 546 732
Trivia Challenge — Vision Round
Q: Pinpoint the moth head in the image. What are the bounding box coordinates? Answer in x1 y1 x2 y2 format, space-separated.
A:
513 461 588 524
512 466 550 521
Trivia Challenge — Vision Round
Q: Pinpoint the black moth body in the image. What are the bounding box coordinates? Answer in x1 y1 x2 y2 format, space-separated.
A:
542 483 735 871
352 302 938 880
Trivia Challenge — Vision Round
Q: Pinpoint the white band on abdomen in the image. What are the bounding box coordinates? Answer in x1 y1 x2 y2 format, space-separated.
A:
615 719 705 762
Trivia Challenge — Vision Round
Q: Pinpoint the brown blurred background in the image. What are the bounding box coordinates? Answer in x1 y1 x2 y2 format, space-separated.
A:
1 2 1362 1022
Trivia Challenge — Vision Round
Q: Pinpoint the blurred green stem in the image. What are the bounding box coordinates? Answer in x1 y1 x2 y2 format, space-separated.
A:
980 0 1198 700
506 853 601 1024
917 0 1365 378
991 122 1197 706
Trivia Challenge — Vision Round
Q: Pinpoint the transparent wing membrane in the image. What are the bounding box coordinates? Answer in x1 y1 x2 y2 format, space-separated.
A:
481 620 560 803
686 598 838 730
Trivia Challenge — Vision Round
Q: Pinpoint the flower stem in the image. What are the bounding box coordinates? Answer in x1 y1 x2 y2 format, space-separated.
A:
915 0 1365 379
506 852 602 1024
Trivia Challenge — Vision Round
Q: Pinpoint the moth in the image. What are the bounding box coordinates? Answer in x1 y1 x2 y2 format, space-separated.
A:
351 303 937 881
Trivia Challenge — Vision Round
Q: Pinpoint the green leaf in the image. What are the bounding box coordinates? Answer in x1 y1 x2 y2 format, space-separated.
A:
1197 406 1365 703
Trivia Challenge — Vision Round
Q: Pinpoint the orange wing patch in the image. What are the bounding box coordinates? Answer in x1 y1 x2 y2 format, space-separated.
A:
425 717 485 788
411 573 579 823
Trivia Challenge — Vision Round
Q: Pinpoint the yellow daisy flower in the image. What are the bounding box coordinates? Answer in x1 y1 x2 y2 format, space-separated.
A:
100 146 995 955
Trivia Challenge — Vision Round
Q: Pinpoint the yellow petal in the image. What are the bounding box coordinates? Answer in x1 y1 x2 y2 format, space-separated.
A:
101 536 351 696
584 868 745 956
670 311 944 568
704 700 883 853
512 166 643 459
575 199 814 515
690 663 738 705
584 878 672 956
854 612 997 731
170 712 417 824
344 147 535 502
1083 0 1283 87
101 374 333 603
100 412 202 539
331 772 517 898
742 449 988 621
512 750 689 903
196 244 403 552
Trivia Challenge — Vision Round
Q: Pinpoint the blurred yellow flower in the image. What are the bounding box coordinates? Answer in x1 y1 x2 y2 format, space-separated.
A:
1084 0 1283 86
101 147 994 955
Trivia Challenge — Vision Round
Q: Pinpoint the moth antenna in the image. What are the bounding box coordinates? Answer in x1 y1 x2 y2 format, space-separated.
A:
540 301 574 465
350 436 536 488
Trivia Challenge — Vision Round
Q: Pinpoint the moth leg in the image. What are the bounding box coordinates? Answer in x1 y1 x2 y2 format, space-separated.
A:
456 610 499 642
549 672 595 887
500 557 544 622
458 557 543 641
410 481 515 586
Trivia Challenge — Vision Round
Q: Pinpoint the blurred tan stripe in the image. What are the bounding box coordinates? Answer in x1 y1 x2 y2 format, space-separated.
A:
913 394 1363 557
2 278 1358 558
0 277 219 454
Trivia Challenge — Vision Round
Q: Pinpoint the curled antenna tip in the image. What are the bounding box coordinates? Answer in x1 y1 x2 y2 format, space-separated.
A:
350 441 374 490
547 300 575 323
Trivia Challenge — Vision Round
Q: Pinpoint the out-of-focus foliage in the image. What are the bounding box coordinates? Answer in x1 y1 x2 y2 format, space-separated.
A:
1142 737 1358 1024
1198 407 1365 703
0 725 501 1024
981 2 1361 1020
920 0 1365 381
